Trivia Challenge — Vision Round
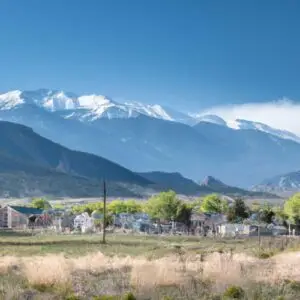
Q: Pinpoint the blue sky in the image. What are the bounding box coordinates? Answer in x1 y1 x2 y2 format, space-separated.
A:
1 0 300 111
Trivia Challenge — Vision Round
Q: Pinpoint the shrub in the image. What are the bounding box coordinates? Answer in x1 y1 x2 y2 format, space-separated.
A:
223 285 245 299
123 292 136 300
286 280 300 291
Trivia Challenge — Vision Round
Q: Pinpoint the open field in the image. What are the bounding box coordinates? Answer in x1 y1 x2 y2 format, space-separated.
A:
1 232 300 299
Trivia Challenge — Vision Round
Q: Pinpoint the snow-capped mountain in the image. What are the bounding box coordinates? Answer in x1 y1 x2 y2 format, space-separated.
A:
0 90 24 110
2 88 299 144
0 89 192 124
226 119 300 144
194 113 300 144
1 88 300 188
194 114 227 126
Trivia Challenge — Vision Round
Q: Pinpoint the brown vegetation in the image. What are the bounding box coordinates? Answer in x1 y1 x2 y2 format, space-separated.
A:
1 249 300 299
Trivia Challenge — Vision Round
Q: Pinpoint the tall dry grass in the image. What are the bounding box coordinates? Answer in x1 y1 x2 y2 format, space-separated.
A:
1 251 300 298
0 256 19 275
22 254 72 288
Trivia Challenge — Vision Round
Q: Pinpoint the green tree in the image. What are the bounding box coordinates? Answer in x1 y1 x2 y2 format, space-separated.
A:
176 202 193 227
71 202 104 215
144 190 181 221
273 205 288 226
200 194 228 214
284 193 300 224
108 200 127 214
124 200 143 214
108 199 142 214
258 203 275 224
30 198 52 210
226 198 249 222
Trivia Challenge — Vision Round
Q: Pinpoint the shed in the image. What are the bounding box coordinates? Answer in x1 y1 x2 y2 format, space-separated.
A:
0 205 43 229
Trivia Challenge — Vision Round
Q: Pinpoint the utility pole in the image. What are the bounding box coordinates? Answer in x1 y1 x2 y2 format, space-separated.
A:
102 179 107 244
258 210 261 252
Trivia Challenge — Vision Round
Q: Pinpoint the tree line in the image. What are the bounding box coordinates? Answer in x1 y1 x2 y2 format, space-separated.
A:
30 191 300 226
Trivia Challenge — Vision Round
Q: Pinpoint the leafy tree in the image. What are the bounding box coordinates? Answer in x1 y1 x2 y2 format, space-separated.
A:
176 203 193 226
190 198 202 211
108 199 142 214
71 200 143 216
145 190 182 221
124 200 143 214
200 194 228 214
108 200 127 214
226 198 249 222
284 193 300 224
258 203 275 224
272 205 288 226
71 202 104 215
30 198 52 210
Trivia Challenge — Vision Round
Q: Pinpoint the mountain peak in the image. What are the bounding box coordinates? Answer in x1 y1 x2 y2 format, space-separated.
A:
227 118 300 143
201 175 226 187
194 114 227 126
77 94 114 109
0 90 23 110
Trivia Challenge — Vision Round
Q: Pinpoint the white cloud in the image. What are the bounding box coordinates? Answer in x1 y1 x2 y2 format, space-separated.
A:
197 98 300 135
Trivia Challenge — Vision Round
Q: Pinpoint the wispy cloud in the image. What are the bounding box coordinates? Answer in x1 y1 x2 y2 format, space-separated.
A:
197 98 300 135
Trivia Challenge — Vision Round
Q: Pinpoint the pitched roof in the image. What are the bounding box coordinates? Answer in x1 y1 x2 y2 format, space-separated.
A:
9 206 43 215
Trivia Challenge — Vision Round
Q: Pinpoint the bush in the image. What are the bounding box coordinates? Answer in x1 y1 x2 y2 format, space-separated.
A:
123 292 136 300
254 249 276 259
223 285 245 299
286 280 300 291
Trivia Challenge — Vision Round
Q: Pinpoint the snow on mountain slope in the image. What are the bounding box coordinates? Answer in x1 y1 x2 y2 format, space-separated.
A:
0 89 178 122
227 119 300 144
192 112 300 144
124 101 174 120
194 114 227 126
1 89 300 144
0 90 24 110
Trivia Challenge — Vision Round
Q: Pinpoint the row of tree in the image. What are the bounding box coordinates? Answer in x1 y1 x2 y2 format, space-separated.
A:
30 191 300 226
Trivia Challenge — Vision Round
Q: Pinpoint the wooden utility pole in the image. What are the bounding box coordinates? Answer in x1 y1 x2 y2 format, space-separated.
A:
102 179 107 244
258 210 261 252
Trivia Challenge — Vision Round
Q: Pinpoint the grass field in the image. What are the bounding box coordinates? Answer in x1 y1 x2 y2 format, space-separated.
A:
1 232 300 299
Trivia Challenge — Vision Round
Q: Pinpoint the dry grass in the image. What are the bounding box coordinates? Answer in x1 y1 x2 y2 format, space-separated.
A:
22 254 72 289
0 250 300 299
0 234 300 298
0 256 19 275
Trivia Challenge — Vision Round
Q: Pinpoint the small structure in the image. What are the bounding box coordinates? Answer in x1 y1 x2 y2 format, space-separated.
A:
190 213 227 236
0 205 43 229
73 212 94 233
218 224 252 237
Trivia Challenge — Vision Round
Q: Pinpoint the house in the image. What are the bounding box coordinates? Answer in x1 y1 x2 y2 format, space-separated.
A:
0 205 43 229
190 212 227 235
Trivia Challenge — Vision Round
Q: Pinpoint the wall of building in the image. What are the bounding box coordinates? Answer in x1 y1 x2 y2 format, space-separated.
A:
0 207 28 228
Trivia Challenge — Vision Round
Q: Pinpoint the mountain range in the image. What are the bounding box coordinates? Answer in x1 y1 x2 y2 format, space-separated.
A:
1 89 300 188
0 120 273 198
252 170 300 196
